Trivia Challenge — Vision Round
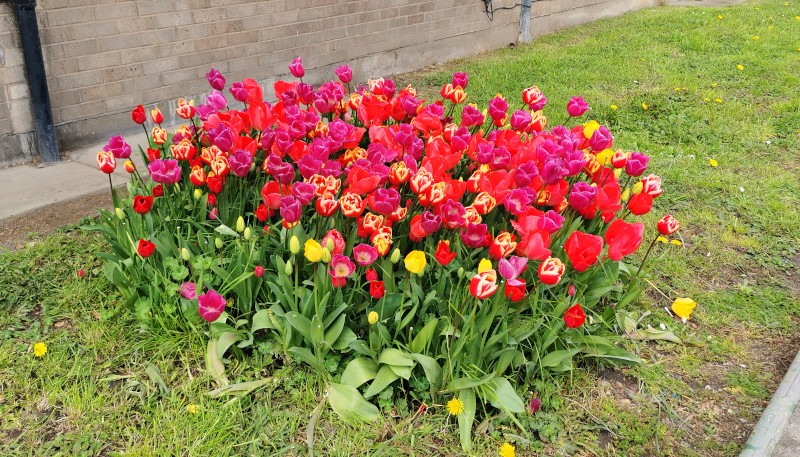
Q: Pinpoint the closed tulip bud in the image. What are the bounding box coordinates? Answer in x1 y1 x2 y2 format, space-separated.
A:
244 227 252 240
236 216 245 232
631 182 643 194
115 207 125 219
194 189 203 200
321 247 332 263
289 235 300 254
368 311 379 325
254 265 265 277
181 248 191 261
325 238 335 251
215 237 223 249
457 267 465 278
285 261 293 275
620 188 631 202
124 160 136 173
390 248 401 264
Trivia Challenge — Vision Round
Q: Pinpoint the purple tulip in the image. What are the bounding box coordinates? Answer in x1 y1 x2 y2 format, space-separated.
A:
280 196 302 223
206 90 227 110
208 124 234 152
319 160 342 178
148 159 181 184
352 243 378 267
529 397 542 414
334 64 353 83
540 158 568 185
229 82 248 103
514 161 539 187
205 68 225 90
490 146 511 169
504 188 532 215
260 129 276 151
509 110 532 132
498 256 528 281
487 96 508 122
371 187 400 216
566 96 589 117
540 210 565 234
266 154 295 185
297 154 323 179
291 181 316 206
198 289 226 322
179 281 196 300
625 152 650 177
452 72 468 89
103 135 131 159
439 199 467 229
420 211 442 235
589 125 613 151
296 83 315 105
460 223 491 248
461 105 485 127
289 57 305 78
196 103 216 121
568 181 598 211
228 149 253 177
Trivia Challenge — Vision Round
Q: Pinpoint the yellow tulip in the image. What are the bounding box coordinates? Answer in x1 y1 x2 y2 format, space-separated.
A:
671 297 697 322
478 258 492 274
304 239 322 262
321 247 332 263
583 120 600 139
368 311 379 325
404 250 427 275
236 216 245 233
289 235 300 254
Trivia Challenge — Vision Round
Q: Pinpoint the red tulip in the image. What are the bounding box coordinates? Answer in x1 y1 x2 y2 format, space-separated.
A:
627 193 653 215
504 278 526 302
564 231 604 272
369 280 385 299
604 219 644 261
132 195 153 214
254 266 265 277
564 303 586 328
137 239 156 258
131 105 146 124
150 108 163 124
152 185 164 197
96 151 116 174
434 240 457 266
537 257 565 285
657 214 681 235
469 270 498 299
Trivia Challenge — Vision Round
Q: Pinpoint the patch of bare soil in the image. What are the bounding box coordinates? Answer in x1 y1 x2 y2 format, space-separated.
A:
0 192 112 252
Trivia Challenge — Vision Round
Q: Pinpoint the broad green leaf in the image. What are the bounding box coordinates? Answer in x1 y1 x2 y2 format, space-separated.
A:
215 224 240 237
377 348 414 367
410 318 439 354
540 348 581 369
332 327 357 350
207 377 273 398
340 358 378 388
328 382 379 423
348 339 376 357
364 365 400 398
205 339 228 385
310 315 325 347
284 311 312 339
388 364 413 380
287 346 325 372
484 377 525 413
323 314 346 346
409 353 441 387
444 372 496 392
216 331 243 360
251 309 274 332
458 389 477 452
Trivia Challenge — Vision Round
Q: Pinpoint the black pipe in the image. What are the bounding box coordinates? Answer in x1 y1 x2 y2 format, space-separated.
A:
11 0 60 163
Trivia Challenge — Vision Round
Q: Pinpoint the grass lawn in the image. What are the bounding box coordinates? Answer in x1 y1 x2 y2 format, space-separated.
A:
2 0 799 455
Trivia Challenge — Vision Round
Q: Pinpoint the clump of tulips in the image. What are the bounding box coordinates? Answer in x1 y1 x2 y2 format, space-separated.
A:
89 58 679 450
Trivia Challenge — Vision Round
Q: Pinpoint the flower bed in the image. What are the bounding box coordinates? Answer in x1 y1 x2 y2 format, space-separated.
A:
90 58 679 450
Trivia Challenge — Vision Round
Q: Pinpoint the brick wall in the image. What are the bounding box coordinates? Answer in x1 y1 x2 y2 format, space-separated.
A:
0 0 656 166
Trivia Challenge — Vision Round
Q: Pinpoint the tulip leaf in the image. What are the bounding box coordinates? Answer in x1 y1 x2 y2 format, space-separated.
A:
540 348 580 369
340 358 378 388
214 224 240 237
377 348 415 367
388 364 413 380
484 377 526 414
409 353 441 386
284 311 312 339
410 318 439 354
458 388 477 452
207 377 274 398
205 338 228 386
328 382 380 423
251 309 275 333
364 365 400 398
332 327 357 350
215 331 243 360
287 346 325 373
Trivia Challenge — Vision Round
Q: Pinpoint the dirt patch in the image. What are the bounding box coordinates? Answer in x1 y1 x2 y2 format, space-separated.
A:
0 192 112 252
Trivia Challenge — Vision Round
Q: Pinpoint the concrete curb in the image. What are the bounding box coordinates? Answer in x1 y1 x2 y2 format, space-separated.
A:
740 349 800 456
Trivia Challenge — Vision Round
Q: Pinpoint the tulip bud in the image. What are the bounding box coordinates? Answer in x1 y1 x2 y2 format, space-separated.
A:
390 248 401 264
289 235 300 254
181 248 191 261
478 258 492 274
115 207 126 220
285 261 293 275
76 269 86 278
568 284 576 296
193 189 203 200
236 216 245 232
368 311 379 325
215 237 223 249
620 188 631 202
124 160 136 173
321 247 332 263
457 267 465 278
325 238 335 251
243 227 252 240
254 265 265 277
631 182 643 194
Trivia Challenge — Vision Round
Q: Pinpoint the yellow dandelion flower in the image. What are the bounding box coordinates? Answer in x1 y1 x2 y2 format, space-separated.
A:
447 398 465 415
796 16 800 20
768 25 774 29
657 236 669 243
704 98 711 101
674 87 681 91
709 159 718 167
715 98 723 103
717 15 723 19
641 103 648 110
186 404 199 414
737 64 744 70
499 443 516 457
753 36 760 40
33 342 47 357
610 104 618 110
671 240 684 246
712 83 718 87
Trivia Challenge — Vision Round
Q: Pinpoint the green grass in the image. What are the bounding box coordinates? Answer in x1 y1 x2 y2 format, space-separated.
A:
3 0 800 455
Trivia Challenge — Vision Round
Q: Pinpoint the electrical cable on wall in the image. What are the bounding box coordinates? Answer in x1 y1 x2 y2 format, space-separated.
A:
482 0 526 21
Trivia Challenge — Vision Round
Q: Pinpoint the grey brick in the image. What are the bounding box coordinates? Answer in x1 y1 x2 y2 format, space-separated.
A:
103 64 144 83
77 51 122 71
98 33 140 53
46 7 95 27
95 2 138 20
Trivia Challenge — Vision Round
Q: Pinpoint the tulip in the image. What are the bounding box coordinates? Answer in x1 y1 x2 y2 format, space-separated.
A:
76 269 86 278
180 248 192 261
285 261 293 275
404 250 427 275
321 229 346 255
452 71 468 89
131 105 146 124
179 281 196 299
132 195 153 214
625 152 650 177
504 278 526 302
115 207 126 220
368 311 379 324
640 174 663 198
254 266 265 277
289 235 300 254
353 243 379 266
509 109 532 132
522 86 547 111
304 239 323 262
568 182 597 211
176 98 195 119
538 257 565 285
334 64 352 83
328 254 355 287
280 196 302 224
489 231 517 259
566 96 589 117
104 135 131 159
243 227 252 240
197 289 226 322
150 108 163 124
228 149 253 177
657 214 681 235
478 258 493 274
498 256 528 281
589 125 613 151
390 248 401 264
96 151 116 174
671 297 696 321
148 159 181 184
469 270 498 299
288 57 305 78
137 239 156 258
564 231 604 272
564 303 586 328
434 240 457 266
205 68 225 90
215 237 223 249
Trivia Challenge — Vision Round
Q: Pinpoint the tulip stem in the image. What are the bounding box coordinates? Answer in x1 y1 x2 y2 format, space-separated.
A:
635 235 659 278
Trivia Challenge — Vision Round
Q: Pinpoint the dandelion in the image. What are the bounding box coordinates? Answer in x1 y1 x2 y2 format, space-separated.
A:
446 398 465 415
641 103 648 110
737 64 744 70
715 98 722 103
711 83 718 87
33 342 47 357
610 104 618 110
753 36 760 40
709 159 718 167
186 404 199 414
657 236 669 243
717 15 723 19
704 98 711 101
671 240 684 246
499 443 516 457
